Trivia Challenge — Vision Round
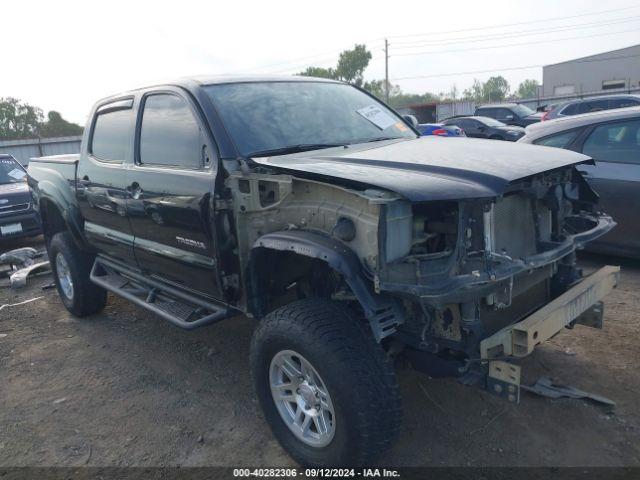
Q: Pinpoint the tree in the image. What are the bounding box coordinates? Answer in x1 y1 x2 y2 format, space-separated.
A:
39 111 84 137
363 79 401 100
0 97 43 140
0 98 83 140
516 79 540 99
388 91 440 109
483 76 510 102
335 44 372 87
462 79 485 102
298 66 337 80
299 44 372 87
461 76 510 103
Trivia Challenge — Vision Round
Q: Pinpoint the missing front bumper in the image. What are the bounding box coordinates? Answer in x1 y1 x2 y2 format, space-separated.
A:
478 265 619 403
480 265 620 359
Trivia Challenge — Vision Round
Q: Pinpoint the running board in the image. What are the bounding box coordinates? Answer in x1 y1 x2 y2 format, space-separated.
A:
90 257 233 330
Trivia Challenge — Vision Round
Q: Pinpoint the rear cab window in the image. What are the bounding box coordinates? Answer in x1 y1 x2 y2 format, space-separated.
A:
90 99 134 162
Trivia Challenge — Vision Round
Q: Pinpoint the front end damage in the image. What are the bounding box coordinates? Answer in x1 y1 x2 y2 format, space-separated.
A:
375 166 618 401
236 148 617 403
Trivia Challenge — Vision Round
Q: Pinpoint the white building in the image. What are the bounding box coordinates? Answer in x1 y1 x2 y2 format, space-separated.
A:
542 44 640 97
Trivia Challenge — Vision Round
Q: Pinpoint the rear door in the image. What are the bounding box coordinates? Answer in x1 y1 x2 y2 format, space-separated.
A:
77 98 137 263
576 118 640 254
128 88 223 299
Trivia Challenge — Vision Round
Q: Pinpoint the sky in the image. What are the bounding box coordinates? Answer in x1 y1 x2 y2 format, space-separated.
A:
2 0 639 125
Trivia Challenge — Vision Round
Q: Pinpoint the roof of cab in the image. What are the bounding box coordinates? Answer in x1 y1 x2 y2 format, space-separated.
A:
188 74 341 86
476 103 519 109
94 75 343 106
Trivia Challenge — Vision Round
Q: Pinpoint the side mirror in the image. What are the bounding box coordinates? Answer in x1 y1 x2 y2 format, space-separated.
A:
478 125 486 131
402 114 419 128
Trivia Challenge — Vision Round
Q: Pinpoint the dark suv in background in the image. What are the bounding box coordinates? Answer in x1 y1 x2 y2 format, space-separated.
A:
542 94 640 121
0 154 41 240
442 116 525 141
474 103 542 127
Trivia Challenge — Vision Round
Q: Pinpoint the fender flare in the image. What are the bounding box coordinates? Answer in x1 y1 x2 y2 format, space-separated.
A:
249 230 403 341
35 181 86 248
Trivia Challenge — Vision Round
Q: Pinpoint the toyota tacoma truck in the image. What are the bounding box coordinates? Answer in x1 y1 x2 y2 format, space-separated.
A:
27 76 618 466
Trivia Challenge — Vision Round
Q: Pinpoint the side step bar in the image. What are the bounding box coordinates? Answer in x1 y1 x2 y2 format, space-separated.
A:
90 256 234 330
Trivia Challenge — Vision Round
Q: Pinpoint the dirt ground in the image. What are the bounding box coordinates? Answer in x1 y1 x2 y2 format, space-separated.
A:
0 236 638 467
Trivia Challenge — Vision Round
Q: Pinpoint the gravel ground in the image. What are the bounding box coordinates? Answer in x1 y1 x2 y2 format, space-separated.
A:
0 236 638 467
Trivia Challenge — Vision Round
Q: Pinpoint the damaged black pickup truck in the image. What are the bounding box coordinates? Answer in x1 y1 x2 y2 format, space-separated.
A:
27 76 618 466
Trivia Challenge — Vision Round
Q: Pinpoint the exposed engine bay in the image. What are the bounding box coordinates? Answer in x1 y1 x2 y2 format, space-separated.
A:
221 160 614 368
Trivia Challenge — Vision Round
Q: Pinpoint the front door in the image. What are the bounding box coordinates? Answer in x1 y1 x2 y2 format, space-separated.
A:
76 98 137 263
128 89 223 299
577 118 640 255
461 119 484 138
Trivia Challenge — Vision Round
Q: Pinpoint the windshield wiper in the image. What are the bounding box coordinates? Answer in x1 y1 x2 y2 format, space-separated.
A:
362 136 402 143
347 136 405 145
247 143 346 158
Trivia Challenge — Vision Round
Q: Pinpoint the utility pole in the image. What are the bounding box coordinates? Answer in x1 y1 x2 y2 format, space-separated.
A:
384 38 390 103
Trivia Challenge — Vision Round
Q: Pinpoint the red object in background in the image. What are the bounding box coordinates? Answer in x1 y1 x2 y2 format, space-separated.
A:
541 111 550 121
432 129 449 136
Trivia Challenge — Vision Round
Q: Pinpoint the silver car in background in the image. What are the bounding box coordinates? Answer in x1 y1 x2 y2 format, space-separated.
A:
542 94 640 121
519 106 640 258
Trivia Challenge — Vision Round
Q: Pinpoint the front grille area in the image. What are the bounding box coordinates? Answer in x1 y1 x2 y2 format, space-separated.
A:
485 194 537 258
481 278 549 335
0 202 30 215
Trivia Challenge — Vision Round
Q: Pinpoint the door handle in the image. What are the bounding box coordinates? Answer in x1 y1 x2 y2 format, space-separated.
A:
127 182 143 199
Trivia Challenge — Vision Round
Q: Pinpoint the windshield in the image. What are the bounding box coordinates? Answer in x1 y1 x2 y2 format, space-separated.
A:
205 81 415 157
512 104 535 117
0 157 27 184
475 116 505 127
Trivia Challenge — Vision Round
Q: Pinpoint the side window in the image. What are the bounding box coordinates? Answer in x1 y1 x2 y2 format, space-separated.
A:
91 108 132 161
591 100 609 112
579 100 607 114
582 120 640 165
139 94 203 168
496 109 512 120
534 130 580 149
560 103 577 116
477 108 494 118
610 98 640 109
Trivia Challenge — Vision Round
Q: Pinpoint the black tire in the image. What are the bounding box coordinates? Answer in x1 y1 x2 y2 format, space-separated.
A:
48 231 107 317
250 299 402 466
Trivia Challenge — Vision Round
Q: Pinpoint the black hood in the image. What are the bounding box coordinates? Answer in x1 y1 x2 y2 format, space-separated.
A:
252 136 591 201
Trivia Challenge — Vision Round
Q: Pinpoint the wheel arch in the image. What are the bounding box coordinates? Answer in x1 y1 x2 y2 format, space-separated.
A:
247 230 404 342
38 195 86 249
